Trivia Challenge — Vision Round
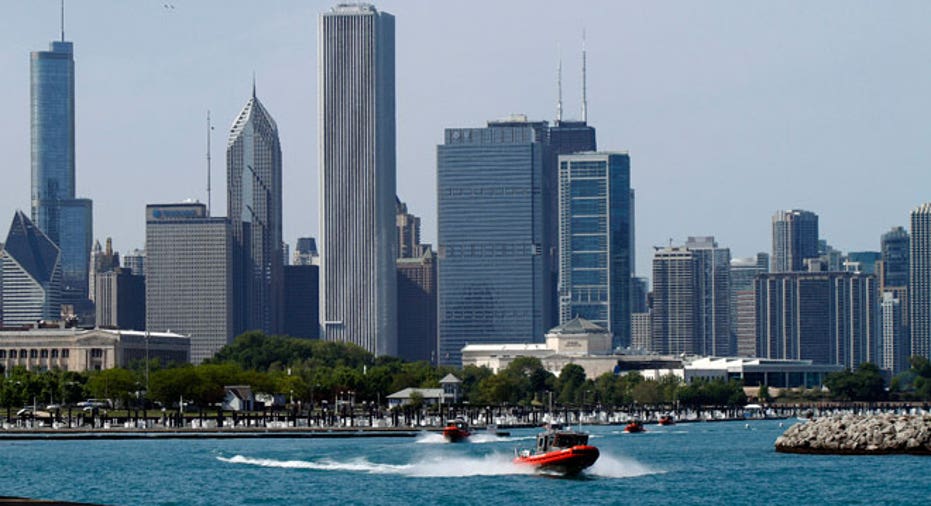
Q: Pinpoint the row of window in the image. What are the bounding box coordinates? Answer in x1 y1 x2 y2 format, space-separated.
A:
0 348 103 359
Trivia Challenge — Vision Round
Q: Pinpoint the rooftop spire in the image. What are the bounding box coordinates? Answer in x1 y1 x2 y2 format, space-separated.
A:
252 71 256 99
60 0 65 41
581 29 588 123
556 47 563 123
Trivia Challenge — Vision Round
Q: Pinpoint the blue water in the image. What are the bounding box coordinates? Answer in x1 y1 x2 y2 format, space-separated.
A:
0 420 926 505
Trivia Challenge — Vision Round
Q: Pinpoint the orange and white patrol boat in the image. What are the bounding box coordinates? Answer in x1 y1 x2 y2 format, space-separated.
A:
514 425 599 475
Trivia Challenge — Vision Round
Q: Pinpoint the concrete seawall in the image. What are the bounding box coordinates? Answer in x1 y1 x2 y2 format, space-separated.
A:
775 414 931 455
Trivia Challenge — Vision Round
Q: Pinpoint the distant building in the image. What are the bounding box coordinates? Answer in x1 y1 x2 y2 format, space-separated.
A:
145 203 232 363
227 87 284 336
910 203 931 359
730 253 768 357
683 357 843 389
0 328 189 372
630 276 649 314
319 3 397 356
771 209 818 273
122 249 145 277
282 264 319 339
880 292 908 374
630 312 651 351
397 249 437 363
88 237 120 305
817 240 844 272
94 268 145 331
1 211 62 327
396 197 423 259
558 152 632 348
755 268 878 367
651 246 698 355
846 251 881 275
881 226 910 289
30 38 93 313
293 237 319 266
685 236 731 356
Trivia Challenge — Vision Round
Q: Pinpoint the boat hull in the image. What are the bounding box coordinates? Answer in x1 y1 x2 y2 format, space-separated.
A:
514 445 600 475
443 427 470 442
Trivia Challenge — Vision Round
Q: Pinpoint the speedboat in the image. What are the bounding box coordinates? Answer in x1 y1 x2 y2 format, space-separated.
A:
442 419 471 442
657 415 675 426
624 420 645 433
514 425 599 475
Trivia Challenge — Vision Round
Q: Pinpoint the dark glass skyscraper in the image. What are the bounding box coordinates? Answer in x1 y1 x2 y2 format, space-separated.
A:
881 226 910 289
437 116 547 365
0 211 62 326
557 152 630 348
30 38 92 309
227 87 283 336
771 209 818 273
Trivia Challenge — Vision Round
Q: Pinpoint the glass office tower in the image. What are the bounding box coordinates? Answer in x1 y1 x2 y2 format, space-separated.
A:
30 39 92 307
557 152 631 348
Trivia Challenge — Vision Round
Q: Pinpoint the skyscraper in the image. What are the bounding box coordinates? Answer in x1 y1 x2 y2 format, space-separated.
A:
30 35 92 311
880 292 908 374
651 246 698 355
145 203 232 363
95 268 145 331
881 226 910 289
437 116 548 365
397 249 437 363
283 264 319 340
396 197 422 259
227 87 283 336
0 211 62 326
319 4 397 356
557 152 631 348
910 203 931 359
771 210 818 273
685 236 731 356
293 238 319 266
730 253 768 357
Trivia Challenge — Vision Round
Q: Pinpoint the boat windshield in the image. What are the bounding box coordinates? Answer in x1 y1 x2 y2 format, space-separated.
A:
552 432 588 448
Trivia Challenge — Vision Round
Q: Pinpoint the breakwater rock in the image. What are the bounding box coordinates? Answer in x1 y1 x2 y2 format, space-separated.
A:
775 414 931 455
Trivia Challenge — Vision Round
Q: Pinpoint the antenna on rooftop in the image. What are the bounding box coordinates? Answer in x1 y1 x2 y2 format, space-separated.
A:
581 29 588 123
206 110 213 216
556 45 563 123
60 0 65 41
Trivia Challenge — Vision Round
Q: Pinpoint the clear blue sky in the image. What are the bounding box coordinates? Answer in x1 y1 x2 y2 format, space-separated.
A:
2 1 930 278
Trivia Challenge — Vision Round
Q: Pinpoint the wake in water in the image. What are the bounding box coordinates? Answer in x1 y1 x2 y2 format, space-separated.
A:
218 451 659 479
414 431 533 444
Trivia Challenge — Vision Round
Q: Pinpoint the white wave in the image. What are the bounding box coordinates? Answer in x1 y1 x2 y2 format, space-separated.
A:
414 432 447 444
587 453 660 479
218 452 534 477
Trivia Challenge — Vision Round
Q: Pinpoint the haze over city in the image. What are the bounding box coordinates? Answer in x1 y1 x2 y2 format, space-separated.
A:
2 0 931 275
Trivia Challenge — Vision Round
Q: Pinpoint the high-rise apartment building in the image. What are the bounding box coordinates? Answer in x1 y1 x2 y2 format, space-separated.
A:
397 249 437 363
730 253 769 357
227 88 284 336
651 246 698 355
319 4 397 356
755 269 878 367
880 292 908 374
122 249 145 277
437 116 548 365
0 212 62 326
771 210 818 273
30 37 92 311
145 203 232 364
881 226 910 289
396 198 423 259
910 203 931 359
685 236 731 356
557 152 631 348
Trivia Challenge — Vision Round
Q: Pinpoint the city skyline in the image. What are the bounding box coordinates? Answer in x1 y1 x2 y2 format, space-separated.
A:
3 2 930 281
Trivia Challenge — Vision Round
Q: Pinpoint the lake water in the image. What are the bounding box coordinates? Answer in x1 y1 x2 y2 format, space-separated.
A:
0 419 925 505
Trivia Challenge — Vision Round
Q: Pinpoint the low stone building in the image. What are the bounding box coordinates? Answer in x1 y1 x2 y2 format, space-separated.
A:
0 327 190 372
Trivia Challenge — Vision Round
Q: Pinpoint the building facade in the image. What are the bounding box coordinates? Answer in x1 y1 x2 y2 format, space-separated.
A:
730 253 769 357
318 4 397 356
771 209 818 273
397 249 437 363
755 270 879 367
651 247 698 355
227 88 284 336
95 268 145 331
396 198 423 259
880 292 908 374
557 152 631 348
437 117 547 365
0 212 62 327
685 236 731 356
282 264 319 339
145 203 232 363
30 38 92 310
910 203 931 359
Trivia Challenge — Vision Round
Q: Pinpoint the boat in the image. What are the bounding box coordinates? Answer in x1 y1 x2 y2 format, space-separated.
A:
485 423 510 437
514 425 600 475
657 415 675 426
442 419 471 442
624 420 645 433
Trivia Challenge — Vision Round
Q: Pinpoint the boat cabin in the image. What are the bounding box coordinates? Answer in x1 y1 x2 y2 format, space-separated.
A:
537 430 589 452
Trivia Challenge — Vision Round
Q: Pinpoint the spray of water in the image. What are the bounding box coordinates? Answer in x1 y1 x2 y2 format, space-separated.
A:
587 453 659 479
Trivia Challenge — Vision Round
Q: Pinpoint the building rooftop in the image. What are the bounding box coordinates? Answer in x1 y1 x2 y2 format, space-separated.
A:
547 317 608 335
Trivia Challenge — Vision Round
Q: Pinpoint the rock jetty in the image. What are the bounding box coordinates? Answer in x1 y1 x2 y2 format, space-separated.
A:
775 414 931 455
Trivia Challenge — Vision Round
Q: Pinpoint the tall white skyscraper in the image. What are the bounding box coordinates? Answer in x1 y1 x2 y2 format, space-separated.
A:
318 4 397 356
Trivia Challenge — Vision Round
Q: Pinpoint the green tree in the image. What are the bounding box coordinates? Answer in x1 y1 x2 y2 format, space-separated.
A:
86 368 137 408
555 364 587 405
